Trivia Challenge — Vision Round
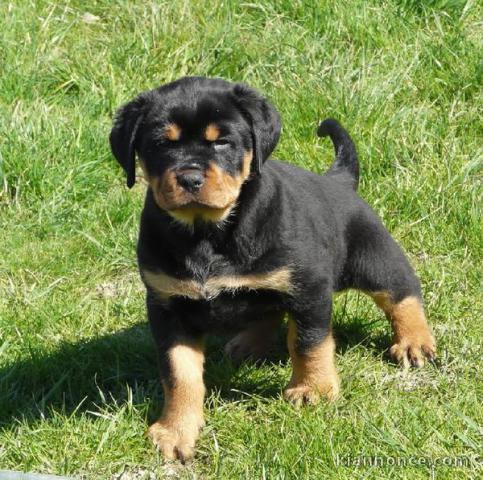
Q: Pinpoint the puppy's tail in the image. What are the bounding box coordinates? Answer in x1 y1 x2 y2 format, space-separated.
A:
317 118 359 190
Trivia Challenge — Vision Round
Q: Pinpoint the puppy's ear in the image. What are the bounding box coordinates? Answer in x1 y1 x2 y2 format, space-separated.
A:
233 84 281 174
109 95 148 188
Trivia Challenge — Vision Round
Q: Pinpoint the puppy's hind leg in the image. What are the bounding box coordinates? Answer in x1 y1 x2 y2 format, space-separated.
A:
345 218 436 368
224 312 284 364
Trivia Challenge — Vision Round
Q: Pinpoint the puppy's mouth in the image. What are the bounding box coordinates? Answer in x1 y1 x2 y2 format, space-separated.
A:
153 181 237 212
168 200 236 225
145 153 253 225
164 195 238 225
149 166 241 224
176 200 232 210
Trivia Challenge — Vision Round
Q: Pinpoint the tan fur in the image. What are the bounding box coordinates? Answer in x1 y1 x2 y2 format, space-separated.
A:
193 151 253 211
284 319 339 405
169 204 234 224
147 150 253 224
150 170 188 211
146 341 205 461
143 266 293 301
164 123 181 141
208 268 293 295
241 150 252 179
371 292 436 368
204 123 220 142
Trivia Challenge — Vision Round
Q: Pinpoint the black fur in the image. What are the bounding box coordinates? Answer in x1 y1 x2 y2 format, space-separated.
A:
110 76 422 359
318 118 359 190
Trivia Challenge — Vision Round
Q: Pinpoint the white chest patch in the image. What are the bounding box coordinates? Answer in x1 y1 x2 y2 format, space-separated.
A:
142 267 293 301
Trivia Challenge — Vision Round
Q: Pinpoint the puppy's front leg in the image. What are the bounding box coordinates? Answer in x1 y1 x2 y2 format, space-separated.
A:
284 292 339 405
146 299 205 462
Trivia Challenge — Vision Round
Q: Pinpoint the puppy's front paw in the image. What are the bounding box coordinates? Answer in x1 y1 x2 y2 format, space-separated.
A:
284 379 339 407
146 417 203 462
390 332 436 369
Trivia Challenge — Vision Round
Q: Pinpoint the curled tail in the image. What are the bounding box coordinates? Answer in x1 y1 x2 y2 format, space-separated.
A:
317 118 359 190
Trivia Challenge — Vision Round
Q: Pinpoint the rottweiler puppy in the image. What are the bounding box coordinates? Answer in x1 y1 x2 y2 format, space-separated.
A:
109 76 436 461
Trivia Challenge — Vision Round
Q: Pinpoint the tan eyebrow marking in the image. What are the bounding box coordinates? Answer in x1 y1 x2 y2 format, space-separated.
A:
164 123 181 141
204 123 220 142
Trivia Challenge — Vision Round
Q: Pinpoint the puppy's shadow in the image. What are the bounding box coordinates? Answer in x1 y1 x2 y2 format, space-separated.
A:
0 323 285 427
205 313 390 404
203 333 289 403
0 324 159 427
333 314 390 355
0 317 389 428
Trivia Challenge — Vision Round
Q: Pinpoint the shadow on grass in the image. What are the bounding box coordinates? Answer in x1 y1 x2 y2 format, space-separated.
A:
0 317 389 427
334 315 391 355
0 323 283 427
0 323 159 426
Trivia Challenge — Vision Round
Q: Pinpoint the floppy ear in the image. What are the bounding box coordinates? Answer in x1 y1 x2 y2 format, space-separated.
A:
233 84 282 174
109 95 147 188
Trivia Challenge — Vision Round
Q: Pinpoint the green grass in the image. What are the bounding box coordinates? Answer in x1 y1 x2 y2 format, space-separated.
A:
1 0 481 478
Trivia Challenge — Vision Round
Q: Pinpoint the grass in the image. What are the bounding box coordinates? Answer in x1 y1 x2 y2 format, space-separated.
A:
0 0 481 478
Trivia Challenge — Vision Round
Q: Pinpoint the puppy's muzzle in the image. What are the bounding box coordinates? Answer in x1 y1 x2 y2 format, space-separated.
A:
176 168 204 193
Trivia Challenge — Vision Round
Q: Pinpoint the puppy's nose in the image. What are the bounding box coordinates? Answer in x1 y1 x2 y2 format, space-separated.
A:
176 169 205 193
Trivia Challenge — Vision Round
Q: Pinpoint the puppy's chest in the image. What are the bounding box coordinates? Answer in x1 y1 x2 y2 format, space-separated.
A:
141 242 293 302
182 240 229 282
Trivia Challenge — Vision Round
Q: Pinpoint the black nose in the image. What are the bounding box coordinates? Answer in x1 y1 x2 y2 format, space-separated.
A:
176 169 205 193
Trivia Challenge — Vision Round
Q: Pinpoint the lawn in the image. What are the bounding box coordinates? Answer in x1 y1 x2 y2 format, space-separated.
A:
0 0 481 479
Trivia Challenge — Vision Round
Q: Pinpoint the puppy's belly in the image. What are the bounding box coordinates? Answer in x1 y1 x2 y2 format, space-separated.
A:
168 290 284 334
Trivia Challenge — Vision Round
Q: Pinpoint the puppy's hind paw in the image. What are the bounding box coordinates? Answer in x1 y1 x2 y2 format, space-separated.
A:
389 334 436 369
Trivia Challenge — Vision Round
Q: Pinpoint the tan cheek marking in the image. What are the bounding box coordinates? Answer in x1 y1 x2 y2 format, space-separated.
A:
204 123 220 142
148 171 190 211
201 162 239 206
198 150 253 209
164 123 181 141
142 267 293 300
285 319 339 402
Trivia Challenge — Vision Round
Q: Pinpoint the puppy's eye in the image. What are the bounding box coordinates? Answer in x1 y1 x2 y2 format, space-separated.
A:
213 139 230 149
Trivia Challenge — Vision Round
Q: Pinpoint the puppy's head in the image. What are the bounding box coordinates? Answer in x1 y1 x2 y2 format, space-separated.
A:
110 77 281 225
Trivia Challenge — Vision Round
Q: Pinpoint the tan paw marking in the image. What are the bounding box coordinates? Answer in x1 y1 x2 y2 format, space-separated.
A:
371 293 436 369
286 320 340 406
149 341 205 461
146 418 203 463
284 379 339 407
389 332 436 369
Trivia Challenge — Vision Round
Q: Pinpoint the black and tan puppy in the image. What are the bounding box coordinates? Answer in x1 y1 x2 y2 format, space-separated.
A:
109 77 436 461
